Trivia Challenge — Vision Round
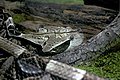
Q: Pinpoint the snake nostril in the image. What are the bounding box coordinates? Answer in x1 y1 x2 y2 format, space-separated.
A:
43 42 47 46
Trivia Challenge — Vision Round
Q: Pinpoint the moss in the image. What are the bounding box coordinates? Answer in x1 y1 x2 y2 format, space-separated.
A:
12 13 26 23
12 13 35 23
76 51 120 80
76 37 120 79
26 0 84 4
105 37 120 53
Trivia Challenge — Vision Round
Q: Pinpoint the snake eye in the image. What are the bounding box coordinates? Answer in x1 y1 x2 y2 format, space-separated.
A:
70 35 74 40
